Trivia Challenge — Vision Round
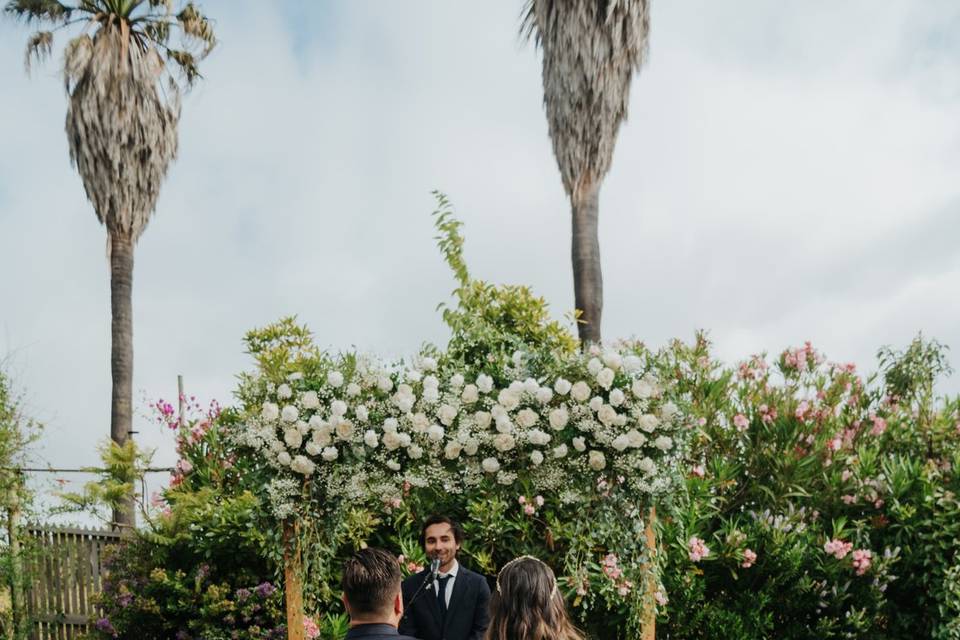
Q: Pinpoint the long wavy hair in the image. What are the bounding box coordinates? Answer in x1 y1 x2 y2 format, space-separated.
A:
485 557 584 640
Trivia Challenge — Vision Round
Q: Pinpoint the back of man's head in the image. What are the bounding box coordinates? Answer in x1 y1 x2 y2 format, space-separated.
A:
342 547 402 620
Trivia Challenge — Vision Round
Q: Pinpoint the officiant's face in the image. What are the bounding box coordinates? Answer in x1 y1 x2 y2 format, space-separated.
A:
424 523 461 570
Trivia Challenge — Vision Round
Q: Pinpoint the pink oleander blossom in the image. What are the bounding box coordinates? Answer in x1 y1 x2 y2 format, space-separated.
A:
303 616 320 639
823 539 853 560
733 414 749 432
688 536 710 563
851 549 872 575
741 548 757 568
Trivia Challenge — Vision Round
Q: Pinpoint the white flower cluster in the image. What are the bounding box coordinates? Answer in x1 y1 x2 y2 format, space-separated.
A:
235 346 687 515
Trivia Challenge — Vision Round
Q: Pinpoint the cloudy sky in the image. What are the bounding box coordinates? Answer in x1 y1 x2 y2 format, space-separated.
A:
2 1 959 512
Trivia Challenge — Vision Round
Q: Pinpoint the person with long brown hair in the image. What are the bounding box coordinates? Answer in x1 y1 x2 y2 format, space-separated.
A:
485 556 585 640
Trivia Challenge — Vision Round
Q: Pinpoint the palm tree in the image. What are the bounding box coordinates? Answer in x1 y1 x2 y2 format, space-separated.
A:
5 0 215 529
523 0 650 345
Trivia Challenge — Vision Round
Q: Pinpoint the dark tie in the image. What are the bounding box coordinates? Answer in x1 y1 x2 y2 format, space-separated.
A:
436 575 451 616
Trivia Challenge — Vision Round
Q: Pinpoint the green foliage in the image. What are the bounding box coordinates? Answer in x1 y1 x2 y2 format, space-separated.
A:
431 191 577 373
57 440 152 528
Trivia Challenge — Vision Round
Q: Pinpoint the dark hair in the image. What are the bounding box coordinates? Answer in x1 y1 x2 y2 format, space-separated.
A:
485 557 584 640
418 515 465 549
341 547 402 616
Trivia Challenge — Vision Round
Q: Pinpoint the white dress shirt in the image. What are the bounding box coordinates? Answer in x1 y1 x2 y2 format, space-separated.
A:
433 559 459 607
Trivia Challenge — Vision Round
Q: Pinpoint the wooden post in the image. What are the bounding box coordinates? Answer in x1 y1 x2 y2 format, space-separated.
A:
177 375 186 429
6 471 25 640
641 506 657 640
283 519 305 640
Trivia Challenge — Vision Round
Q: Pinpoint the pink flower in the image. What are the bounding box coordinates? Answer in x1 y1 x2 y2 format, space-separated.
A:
523 504 536 516
518 496 526 505
534 495 545 507
851 549 872 575
691 465 705 478
874 499 884 509
741 548 757 568
823 539 853 560
175 459 193 475
795 401 810 421
654 590 668 606
842 494 857 505
870 415 887 436
733 414 749 432
150 492 165 508
697 417 707 427
407 562 424 573
687 536 710 563
303 616 320 639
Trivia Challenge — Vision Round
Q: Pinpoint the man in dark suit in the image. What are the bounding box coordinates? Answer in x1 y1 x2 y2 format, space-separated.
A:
399 515 491 640
342 547 419 640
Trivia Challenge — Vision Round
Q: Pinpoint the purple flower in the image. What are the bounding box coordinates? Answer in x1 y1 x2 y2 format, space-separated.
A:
254 581 276 597
94 617 116 636
117 593 133 608
235 587 252 602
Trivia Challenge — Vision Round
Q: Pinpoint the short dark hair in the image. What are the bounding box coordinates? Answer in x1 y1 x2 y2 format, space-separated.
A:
418 514 465 549
341 547 402 615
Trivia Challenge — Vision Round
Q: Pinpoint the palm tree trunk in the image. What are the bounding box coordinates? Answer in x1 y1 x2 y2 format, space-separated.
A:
109 231 136 530
571 184 603 346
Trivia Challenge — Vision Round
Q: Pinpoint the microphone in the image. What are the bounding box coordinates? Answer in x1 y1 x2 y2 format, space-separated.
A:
403 554 442 619
429 555 441 580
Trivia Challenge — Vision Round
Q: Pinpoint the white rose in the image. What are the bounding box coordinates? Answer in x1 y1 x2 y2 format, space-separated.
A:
548 408 569 431
281 405 299 423
311 430 332 447
377 376 394 392
290 455 315 476
450 373 465 389
382 432 401 450
427 424 445 442
535 387 554 405
301 391 320 409
411 412 430 433
461 385 479 404
438 404 458 427
407 370 423 383
623 355 642 373
308 414 327 430
596 367 615 390
420 357 437 371
395 394 415 413
423 375 439 390
277 451 292 466
386 460 401 471
331 400 348 417
661 401 679 420
422 387 440 404
327 371 344 388
481 457 501 473
305 441 321 456
408 445 424 459
364 430 379 448
277 384 293 399
638 457 656 476
474 411 492 430
553 444 568 458
287 372 303 381
572 437 587 452
335 419 355 440
530 450 544 466
554 378 572 395
627 429 647 448
346 383 361 397
495 415 513 434
512 350 524 366
382 418 399 433
523 378 540 394
261 402 280 421
509 380 524 395
589 397 604 412
609 389 625 407
463 439 479 456
516 408 539 429
571 382 591 402
321 446 339 462
632 380 653 399
597 405 618 426
654 435 673 451
602 351 623 371
497 389 520 411
296 420 310 435
269 440 284 453
476 374 494 393
355 405 369 422
611 434 630 451
588 358 603 375
639 414 660 433
493 433 516 452
284 428 303 449
398 433 412 448
444 441 462 459
588 450 606 471
528 429 552 446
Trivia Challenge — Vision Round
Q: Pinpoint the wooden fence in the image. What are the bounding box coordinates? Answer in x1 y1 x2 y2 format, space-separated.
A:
24 525 121 640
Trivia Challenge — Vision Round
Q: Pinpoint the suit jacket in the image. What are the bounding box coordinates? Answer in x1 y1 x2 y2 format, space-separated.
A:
346 622 419 640
399 565 491 640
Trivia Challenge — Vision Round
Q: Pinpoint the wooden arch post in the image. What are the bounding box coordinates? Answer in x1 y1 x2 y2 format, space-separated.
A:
284 519 305 640
641 506 658 640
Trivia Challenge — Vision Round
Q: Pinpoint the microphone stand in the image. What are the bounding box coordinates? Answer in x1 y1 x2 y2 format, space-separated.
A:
402 557 440 621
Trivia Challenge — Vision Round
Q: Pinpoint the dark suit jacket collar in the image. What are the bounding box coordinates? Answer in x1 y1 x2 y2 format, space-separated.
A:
346 623 401 638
